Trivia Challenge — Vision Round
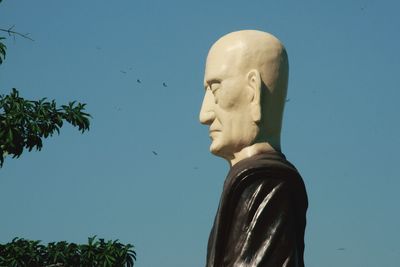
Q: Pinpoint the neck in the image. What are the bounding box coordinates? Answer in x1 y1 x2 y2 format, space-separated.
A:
229 142 277 167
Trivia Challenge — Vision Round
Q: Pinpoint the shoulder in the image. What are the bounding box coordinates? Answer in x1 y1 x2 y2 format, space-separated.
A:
226 163 308 211
232 163 302 193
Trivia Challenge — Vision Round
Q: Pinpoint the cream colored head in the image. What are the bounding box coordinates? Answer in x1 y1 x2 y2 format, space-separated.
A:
199 30 289 166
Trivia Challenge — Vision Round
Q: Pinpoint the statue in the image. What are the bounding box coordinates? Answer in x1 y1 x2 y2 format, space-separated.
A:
199 30 308 267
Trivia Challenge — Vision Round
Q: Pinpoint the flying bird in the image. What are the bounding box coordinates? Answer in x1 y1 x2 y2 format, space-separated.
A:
337 248 346 251
152 151 158 156
120 70 127 74
137 79 141 83
163 82 168 87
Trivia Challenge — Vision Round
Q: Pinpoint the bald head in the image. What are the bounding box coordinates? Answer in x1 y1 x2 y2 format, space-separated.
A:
206 30 288 95
200 30 289 165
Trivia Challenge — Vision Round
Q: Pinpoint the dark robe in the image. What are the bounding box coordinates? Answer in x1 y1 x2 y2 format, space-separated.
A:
206 151 308 267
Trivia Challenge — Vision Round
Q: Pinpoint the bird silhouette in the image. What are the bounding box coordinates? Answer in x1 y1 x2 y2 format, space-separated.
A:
137 79 141 83
152 151 158 156
163 82 167 87
120 70 127 74
337 248 346 251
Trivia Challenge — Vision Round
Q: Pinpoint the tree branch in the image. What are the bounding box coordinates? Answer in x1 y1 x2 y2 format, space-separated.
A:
0 25 34 41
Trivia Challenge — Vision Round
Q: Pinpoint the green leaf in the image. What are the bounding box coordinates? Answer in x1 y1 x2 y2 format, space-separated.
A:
0 37 6 65
0 88 91 167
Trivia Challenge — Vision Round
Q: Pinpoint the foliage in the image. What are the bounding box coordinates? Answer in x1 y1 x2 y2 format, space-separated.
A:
0 88 91 167
0 236 136 267
0 36 5 64
0 3 136 266
0 1 89 167
0 0 6 64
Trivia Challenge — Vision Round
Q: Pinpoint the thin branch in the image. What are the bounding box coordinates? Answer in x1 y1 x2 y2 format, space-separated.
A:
0 25 34 41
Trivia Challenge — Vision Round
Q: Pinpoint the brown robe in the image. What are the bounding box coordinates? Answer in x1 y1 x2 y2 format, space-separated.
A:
206 151 308 267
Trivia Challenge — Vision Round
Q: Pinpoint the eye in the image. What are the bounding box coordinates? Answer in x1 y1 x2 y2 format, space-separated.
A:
210 83 221 94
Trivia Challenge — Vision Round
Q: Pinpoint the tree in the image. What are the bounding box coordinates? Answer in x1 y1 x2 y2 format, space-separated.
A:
0 36 6 64
0 88 91 167
0 237 136 267
0 0 90 167
0 3 136 266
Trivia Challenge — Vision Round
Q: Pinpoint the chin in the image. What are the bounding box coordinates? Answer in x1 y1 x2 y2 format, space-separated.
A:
210 142 232 160
210 144 219 154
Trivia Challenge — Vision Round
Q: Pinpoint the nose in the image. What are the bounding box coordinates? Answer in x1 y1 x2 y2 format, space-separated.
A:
199 90 215 125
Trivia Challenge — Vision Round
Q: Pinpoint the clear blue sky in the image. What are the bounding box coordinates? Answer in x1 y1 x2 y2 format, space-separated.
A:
1 0 399 266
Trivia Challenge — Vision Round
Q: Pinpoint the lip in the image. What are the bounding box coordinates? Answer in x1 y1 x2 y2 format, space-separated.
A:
209 129 220 139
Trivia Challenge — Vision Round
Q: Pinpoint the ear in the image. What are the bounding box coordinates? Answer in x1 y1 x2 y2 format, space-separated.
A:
247 69 262 123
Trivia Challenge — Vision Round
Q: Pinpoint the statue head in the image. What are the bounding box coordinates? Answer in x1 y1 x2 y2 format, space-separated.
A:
199 30 289 166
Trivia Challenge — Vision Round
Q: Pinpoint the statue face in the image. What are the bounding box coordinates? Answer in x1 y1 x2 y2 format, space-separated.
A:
199 47 257 159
